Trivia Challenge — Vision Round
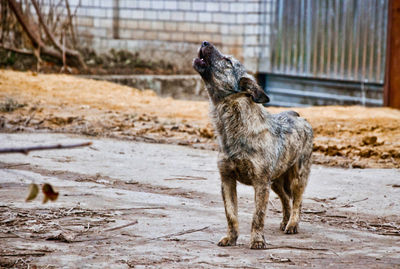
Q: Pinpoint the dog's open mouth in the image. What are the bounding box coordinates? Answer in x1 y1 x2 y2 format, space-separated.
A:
193 47 207 69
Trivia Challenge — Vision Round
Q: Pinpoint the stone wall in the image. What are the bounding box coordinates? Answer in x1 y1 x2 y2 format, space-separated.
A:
42 0 275 73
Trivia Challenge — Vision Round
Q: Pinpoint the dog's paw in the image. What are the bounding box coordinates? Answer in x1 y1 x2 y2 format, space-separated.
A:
250 239 267 249
280 221 288 231
217 236 237 247
250 234 267 249
284 222 298 234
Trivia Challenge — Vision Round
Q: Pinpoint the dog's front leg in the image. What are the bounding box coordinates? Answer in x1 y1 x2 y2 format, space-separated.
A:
250 183 270 249
218 175 238 246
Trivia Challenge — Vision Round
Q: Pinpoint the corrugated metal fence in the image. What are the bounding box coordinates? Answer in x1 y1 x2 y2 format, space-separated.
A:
269 0 388 84
263 0 388 106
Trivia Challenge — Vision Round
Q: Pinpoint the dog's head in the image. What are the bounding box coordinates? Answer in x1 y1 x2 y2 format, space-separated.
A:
193 41 269 104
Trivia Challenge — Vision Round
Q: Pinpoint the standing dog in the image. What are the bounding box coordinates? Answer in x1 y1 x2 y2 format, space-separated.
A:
193 41 313 249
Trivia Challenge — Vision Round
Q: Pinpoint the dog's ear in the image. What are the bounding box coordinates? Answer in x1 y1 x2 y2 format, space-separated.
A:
239 77 270 104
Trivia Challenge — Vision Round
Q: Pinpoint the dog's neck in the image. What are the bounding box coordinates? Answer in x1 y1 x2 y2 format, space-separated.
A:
205 84 239 104
209 93 270 157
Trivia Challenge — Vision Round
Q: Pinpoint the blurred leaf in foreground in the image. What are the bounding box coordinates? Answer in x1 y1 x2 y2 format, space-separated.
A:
25 183 39 202
42 183 59 203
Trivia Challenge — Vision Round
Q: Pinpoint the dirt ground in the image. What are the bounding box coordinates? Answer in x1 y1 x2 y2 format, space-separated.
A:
0 133 399 268
1 70 400 169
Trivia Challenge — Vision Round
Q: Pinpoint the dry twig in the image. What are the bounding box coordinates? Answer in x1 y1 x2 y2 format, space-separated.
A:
265 245 330 251
0 253 47 257
154 226 209 240
104 220 139 232
341 197 368 207
0 142 92 154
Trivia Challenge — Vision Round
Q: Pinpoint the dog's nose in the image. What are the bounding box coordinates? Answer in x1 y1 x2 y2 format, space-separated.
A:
201 41 210 47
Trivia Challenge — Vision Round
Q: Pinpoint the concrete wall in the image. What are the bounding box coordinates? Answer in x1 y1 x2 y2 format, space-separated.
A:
42 0 275 73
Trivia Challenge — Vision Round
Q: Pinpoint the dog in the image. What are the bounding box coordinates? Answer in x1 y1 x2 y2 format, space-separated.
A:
193 41 313 249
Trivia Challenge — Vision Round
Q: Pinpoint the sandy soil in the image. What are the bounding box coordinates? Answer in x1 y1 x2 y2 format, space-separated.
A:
0 133 399 268
1 70 400 168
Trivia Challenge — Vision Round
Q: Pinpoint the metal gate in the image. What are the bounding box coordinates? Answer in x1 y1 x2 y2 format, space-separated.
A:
264 0 389 106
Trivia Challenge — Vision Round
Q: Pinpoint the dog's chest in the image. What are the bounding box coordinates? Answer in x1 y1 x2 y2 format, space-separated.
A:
219 156 256 185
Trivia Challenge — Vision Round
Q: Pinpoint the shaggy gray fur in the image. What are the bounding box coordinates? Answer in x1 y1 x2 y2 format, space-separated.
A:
193 41 313 249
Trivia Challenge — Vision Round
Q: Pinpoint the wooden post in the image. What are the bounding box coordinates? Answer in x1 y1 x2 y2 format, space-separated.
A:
384 0 400 108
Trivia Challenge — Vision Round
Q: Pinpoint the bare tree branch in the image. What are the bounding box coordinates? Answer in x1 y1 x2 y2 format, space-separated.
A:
0 142 92 155
65 0 77 49
31 0 87 69
0 43 33 55
6 0 87 70
7 0 42 48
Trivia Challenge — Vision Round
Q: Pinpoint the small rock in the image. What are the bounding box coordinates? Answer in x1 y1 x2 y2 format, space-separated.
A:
362 136 377 146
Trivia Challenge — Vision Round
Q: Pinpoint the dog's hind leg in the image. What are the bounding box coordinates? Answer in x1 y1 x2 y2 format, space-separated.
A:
218 173 239 246
284 158 311 234
250 182 270 249
271 176 291 231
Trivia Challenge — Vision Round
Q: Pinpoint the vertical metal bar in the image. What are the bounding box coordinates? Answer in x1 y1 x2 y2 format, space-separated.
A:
279 0 285 73
340 1 348 78
376 0 384 82
349 1 356 80
312 0 319 76
285 1 292 74
292 1 300 74
306 0 312 75
368 0 377 81
333 0 339 78
353 2 361 81
326 0 333 77
299 0 305 74
380 0 389 83
384 0 392 106
269 0 276 72
361 2 369 82
318 0 326 76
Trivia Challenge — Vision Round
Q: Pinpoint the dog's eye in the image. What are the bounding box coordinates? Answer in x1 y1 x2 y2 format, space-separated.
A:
224 57 233 66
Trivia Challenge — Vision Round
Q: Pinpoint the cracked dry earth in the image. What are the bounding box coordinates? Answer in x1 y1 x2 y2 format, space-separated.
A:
0 133 399 268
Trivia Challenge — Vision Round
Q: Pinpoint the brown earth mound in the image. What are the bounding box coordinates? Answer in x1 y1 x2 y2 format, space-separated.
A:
1 70 399 168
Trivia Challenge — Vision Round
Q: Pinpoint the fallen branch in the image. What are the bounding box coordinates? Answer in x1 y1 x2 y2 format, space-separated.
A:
0 163 30 169
302 210 327 215
68 237 110 242
104 207 166 211
0 142 92 154
325 215 348 219
341 197 368 207
0 253 47 257
308 197 337 203
164 176 207 181
154 226 209 240
104 220 138 232
0 43 33 55
378 232 400 236
265 245 330 251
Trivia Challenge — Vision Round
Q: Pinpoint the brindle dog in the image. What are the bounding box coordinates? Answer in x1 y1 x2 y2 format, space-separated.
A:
193 41 313 249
